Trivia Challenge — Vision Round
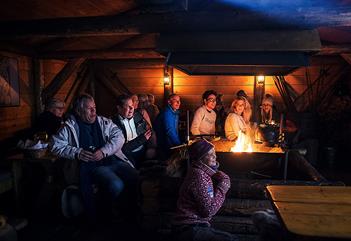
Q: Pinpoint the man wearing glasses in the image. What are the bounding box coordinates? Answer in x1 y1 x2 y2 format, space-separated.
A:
191 90 218 136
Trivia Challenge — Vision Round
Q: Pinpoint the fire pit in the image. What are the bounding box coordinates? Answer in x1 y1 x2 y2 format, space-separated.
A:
212 139 285 178
212 138 325 182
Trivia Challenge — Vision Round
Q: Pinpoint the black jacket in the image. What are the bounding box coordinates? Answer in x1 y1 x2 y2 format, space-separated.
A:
112 110 148 156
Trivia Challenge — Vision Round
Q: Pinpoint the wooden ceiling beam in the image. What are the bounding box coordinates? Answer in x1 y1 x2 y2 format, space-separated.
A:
0 41 36 56
37 48 164 59
319 44 351 55
1 8 351 38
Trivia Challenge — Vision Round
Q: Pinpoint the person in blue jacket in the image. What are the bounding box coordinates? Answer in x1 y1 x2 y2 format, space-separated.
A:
155 94 182 160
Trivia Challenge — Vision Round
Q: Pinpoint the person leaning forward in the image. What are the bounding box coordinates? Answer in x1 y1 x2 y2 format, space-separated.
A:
50 93 139 222
112 94 152 169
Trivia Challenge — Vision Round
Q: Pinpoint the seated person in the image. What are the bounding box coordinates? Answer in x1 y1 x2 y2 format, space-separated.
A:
146 93 160 125
225 97 251 141
236 90 252 124
172 139 236 241
112 94 152 169
214 94 227 137
191 90 217 136
50 93 138 221
155 94 182 159
258 94 280 125
32 98 65 137
131 94 152 127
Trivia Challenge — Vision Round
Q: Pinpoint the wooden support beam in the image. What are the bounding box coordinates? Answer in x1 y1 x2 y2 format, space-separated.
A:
36 37 77 52
42 58 86 101
111 73 132 95
341 53 351 65
64 65 88 109
0 41 36 56
37 49 163 59
32 59 44 118
320 44 351 55
1 8 351 38
97 73 123 98
95 59 164 68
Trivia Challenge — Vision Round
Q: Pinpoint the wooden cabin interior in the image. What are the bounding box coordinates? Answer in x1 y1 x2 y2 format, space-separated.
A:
0 1 351 241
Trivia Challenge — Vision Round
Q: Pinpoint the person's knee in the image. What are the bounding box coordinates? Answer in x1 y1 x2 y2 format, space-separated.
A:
108 179 124 199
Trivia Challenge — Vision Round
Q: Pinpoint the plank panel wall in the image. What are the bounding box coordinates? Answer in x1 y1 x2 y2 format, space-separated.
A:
42 59 77 105
110 62 342 113
0 52 33 141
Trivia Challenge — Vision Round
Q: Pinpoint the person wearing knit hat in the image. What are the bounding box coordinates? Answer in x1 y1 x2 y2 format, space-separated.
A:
172 139 237 241
260 94 279 125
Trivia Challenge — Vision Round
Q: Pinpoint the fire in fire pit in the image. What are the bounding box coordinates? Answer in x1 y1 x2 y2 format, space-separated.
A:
230 131 253 153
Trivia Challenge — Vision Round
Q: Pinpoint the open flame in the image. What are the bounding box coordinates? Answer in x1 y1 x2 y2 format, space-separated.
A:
230 130 253 153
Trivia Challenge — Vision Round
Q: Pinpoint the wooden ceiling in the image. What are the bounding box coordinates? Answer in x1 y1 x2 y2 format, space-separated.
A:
1 0 351 60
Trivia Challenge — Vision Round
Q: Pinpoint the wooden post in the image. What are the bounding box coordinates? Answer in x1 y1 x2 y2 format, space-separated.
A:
32 59 44 119
253 76 265 123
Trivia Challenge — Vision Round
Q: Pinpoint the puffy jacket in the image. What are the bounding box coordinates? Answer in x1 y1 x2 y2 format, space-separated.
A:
173 161 230 226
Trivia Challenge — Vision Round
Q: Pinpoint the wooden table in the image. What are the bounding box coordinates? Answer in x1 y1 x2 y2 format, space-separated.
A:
266 185 351 239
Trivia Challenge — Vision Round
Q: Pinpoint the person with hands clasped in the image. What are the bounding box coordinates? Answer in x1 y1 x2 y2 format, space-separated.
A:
172 139 238 241
51 94 138 222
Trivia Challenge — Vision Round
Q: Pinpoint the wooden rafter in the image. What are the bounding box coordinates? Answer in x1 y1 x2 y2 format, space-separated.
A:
1 8 351 39
42 58 86 101
37 48 163 59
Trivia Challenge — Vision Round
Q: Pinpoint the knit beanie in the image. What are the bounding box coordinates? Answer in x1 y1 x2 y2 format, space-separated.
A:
262 95 274 106
189 139 214 161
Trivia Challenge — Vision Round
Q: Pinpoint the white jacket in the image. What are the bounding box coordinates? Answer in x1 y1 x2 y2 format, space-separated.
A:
50 115 132 166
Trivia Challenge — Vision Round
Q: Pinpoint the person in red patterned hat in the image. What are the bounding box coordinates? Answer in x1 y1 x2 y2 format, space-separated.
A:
172 139 238 241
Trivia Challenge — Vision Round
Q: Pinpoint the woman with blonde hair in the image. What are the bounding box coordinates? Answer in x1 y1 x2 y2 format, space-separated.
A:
225 97 250 141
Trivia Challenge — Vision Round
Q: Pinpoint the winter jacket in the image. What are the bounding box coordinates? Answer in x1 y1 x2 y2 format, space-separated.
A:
155 104 181 149
173 161 230 226
50 114 132 184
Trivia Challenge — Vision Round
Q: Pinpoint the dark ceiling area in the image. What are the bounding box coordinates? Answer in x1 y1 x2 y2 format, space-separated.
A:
0 0 351 75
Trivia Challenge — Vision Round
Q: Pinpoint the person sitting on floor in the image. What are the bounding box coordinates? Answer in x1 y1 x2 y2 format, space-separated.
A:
50 93 139 222
112 94 152 169
172 139 237 241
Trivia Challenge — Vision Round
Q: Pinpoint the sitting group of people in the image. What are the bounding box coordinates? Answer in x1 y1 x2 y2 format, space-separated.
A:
28 90 294 240
190 89 293 146
34 93 180 225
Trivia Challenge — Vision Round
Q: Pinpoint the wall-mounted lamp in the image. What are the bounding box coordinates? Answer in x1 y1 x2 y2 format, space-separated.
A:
164 72 170 85
164 66 170 85
256 75 265 85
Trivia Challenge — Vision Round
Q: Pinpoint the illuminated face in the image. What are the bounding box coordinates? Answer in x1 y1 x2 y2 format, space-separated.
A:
202 148 217 167
168 95 181 110
118 99 134 119
205 94 217 110
81 99 96 124
234 100 245 115
262 102 272 113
